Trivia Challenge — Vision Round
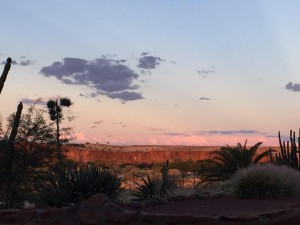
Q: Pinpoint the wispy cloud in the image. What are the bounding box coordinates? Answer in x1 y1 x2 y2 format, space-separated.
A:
285 82 300 92
40 57 143 102
196 67 215 78
21 97 46 105
199 97 211 101
19 56 35 66
1 56 35 66
198 130 260 135
162 132 190 137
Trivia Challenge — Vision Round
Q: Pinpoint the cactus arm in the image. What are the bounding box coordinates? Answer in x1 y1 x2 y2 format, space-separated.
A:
0 59 12 94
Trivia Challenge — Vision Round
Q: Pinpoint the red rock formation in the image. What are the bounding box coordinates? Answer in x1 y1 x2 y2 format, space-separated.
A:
65 145 279 164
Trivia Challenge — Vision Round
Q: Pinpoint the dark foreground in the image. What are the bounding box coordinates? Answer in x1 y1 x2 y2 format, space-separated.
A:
1 194 300 225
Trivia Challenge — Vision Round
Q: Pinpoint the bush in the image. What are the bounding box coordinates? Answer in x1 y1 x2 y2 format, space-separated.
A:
199 141 271 184
37 163 123 207
229 163 300 199
131 161 176 201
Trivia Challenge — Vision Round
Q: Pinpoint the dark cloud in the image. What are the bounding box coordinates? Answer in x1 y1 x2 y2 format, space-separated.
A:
285 82 300 92
105 91 143 101
199 97 211 101
40 57 144 101
141 52 149 56
138 56 162 69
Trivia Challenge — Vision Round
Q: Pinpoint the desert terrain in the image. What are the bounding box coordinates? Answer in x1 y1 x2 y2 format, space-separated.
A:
65 144 281 164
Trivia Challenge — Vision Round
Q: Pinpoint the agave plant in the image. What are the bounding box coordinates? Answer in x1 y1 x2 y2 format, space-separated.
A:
131 160 176 201
37 163 123 207
131 174 158 201
199 141 272 184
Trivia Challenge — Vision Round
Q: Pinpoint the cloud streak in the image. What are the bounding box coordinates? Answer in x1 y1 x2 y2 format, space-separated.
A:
40 57 143 101
199 130 260 135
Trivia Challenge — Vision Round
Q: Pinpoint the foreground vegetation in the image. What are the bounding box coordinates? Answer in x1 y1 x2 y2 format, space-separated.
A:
1 99 300 208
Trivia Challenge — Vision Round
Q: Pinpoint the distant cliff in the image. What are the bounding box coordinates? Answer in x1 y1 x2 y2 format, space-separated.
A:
65 144 279 164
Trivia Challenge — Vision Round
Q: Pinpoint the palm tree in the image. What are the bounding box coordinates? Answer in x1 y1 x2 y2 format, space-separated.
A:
199 141 272 184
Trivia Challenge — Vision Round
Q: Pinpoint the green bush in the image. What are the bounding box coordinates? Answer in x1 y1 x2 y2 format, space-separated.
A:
229 163 300 199
37 163 123 207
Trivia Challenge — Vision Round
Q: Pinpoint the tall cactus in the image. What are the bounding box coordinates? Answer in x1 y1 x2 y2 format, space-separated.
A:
0 57 12 94
274 129 300 170
0 102 23 174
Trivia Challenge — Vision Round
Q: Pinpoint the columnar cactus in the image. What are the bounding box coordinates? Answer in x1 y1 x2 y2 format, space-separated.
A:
274 130 300 170
0 57 12 94
47 97 72 162
0 102 23 175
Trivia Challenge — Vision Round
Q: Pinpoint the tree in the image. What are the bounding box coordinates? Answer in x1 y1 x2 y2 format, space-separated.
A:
199 141 271 184
5 100 56 168
46 97 72 162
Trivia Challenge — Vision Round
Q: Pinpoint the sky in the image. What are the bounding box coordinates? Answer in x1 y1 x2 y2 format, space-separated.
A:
1 0 300 146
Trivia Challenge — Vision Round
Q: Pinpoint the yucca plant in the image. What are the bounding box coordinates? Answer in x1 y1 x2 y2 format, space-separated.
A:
199 141 272 184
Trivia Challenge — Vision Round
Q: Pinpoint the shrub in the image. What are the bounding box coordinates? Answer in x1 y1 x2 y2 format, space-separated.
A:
131 161 176 201
37 163 123 207
199 141 271 184
131 174 158 201
229 163 300 199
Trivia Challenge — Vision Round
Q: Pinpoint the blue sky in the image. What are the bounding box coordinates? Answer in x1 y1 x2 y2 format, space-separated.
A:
1 1 300 145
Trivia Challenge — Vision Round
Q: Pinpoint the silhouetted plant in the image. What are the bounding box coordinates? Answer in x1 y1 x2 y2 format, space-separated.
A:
270 130 300 170
229 164 300 199
0 57 12 94
47 97 72 162
132 174 158 201
199 141 271 184
132 161 176 201
0 102 23 208
37 163 123 207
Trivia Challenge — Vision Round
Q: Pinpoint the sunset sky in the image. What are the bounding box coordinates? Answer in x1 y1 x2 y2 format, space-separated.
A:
1 1 300 146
